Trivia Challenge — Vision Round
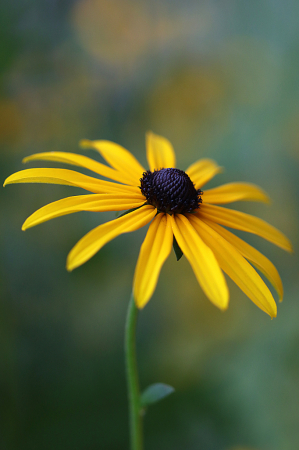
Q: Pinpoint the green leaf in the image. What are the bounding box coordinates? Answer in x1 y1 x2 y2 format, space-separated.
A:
140 383 175 408
173 236 183 261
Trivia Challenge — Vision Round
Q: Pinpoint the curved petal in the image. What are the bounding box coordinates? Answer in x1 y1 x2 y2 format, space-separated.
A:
133 213 173 308
80 139 145 185
199 204 293 252
201 219 283 301
203 182 270 204
170 214 229 310
186 159 223 189
3 168 141 195
187 215 277 318
23 152 134 185
22 193 146 230
146 131 176 171
67 205 156 271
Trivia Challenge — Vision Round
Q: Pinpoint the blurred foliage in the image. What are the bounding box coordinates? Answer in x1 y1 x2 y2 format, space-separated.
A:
1 0 299 449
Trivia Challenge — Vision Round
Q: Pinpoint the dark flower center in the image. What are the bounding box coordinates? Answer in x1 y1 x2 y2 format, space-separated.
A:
140 168 202 214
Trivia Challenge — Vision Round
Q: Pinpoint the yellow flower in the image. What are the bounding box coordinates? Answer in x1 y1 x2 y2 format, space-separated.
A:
4 132 292 317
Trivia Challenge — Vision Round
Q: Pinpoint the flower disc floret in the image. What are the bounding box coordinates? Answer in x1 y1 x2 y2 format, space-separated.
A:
140 168 202 214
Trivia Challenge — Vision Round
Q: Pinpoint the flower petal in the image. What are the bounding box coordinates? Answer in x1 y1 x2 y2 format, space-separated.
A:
3 168 141 194
80 139 145 185
133 213 173 308
186 159 223 189
23 152 133 185
188 215 277 317
170 214 229 310
199 204 293 252
22 193 146 230
201 219 283 302
146 131 176 171
67 205 156 271
203 182 270 204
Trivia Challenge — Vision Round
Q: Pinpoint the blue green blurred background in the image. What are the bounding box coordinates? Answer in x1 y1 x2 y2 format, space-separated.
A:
1 1 299 449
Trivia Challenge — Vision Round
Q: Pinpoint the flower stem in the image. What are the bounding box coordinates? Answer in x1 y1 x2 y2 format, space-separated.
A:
125 293 143 450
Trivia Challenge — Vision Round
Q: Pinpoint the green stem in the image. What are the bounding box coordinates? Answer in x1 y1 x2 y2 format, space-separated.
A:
125 293 143 450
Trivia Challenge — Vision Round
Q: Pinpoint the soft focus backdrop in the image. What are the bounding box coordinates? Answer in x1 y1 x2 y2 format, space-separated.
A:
1 1 299 449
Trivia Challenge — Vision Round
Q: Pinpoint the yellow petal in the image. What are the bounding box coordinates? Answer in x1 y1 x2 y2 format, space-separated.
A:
170 214 229 310
23 152 133 185
203 182 270 204
146 131 176 171
188 215 277 318
67 205 156 271
133 213 173 308
201 219 283 301
3 168 141 194
199 204 293 252
186 159 223 189
22 193 146 230
80 139 145 185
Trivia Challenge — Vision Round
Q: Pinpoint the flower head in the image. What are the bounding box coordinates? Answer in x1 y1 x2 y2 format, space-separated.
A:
4 132 292 317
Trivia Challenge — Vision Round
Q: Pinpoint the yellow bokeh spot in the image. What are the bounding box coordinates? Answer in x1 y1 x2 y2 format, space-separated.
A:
71 0 152 68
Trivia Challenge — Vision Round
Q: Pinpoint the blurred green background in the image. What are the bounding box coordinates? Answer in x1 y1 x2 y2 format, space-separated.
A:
1 1 299 449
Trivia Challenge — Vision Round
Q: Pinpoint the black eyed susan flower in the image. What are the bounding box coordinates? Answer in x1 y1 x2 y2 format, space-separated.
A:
4 132 292 317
